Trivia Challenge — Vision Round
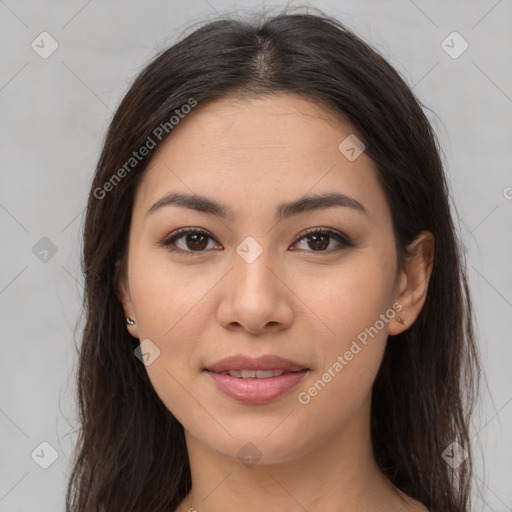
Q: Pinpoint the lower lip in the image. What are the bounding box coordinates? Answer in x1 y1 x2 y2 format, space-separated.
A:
206 370 309 404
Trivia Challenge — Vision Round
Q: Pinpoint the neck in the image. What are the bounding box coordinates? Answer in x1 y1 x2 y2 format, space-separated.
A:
175 401 412 512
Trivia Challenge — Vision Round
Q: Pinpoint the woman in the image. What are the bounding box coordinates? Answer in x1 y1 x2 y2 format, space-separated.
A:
67 9 480 512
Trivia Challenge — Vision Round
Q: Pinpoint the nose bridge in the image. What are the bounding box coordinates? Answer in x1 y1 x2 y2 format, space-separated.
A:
232 235 277 294
214 225 297 334
217 233 292 331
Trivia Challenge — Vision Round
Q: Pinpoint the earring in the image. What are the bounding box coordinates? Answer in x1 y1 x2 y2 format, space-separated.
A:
396 316 408 326
126 317 135 325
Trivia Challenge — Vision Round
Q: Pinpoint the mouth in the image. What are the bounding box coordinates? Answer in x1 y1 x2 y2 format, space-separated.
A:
210 369 301 378
204 354 310 404
204 353 309 374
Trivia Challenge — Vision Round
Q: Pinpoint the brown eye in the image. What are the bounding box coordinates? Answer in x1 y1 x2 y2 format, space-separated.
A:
306 232 330 251
161 228 221 255
184 232 209 251
161 227 351 256
291 229 351 253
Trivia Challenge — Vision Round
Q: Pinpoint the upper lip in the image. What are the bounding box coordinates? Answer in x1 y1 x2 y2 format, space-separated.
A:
205 354 309 373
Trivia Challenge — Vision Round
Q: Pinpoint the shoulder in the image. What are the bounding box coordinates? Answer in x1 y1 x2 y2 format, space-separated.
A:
411 501 430 512
395 489 430 512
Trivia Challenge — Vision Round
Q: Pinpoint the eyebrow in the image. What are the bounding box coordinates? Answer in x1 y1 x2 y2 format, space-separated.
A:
146 191 368 221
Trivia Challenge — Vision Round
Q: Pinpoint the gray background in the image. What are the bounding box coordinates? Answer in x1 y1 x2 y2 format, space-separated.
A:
0 0 511 510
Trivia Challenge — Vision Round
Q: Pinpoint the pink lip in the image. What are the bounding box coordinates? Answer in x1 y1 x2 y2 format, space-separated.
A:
205 354 308 373
207 370 309 404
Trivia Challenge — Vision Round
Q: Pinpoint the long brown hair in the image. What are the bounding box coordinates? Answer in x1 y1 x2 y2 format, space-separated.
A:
67 8 480 512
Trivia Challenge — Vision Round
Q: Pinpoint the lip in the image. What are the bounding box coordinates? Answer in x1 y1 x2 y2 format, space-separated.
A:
207 369 309 404
204 354 308 373
204 354 310 405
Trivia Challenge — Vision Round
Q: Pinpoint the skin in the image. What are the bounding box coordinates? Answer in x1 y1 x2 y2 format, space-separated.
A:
118 93 434 512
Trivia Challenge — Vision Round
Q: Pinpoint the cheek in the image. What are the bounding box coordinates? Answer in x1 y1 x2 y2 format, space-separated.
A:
127 252 218 417
129 251 215 341
304 254 395 338
293 255 396 405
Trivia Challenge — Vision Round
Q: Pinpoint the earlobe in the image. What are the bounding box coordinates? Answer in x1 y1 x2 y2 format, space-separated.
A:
389 231 434 335
115 260 139 338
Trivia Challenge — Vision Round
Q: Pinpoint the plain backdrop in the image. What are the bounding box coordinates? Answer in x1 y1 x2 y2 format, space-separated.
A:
0 1 511 510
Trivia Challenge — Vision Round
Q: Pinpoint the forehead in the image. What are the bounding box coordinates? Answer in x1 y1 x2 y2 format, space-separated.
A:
132 93 389 224
158 93 355 162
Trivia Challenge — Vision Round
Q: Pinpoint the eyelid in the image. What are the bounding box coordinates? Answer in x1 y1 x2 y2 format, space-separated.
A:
292 227 351 248
160 226 352 255
160 227 220 255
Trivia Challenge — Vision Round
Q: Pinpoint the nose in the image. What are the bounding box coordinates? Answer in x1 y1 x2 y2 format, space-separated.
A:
215 244 295 335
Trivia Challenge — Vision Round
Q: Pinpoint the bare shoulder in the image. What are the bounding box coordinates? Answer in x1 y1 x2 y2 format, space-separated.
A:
402 498 430 512
395 488 430 512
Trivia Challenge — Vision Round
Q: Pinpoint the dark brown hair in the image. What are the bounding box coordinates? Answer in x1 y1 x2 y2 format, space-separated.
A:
67 8 480 512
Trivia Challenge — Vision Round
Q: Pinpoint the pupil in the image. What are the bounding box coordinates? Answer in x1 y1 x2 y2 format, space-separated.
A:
309 233 329 251
187 233 208 250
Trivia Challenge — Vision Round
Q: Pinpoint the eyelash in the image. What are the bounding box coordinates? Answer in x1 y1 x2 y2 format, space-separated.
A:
159 227 352 256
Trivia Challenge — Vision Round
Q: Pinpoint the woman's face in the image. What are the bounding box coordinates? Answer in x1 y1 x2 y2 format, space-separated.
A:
119 93 411 464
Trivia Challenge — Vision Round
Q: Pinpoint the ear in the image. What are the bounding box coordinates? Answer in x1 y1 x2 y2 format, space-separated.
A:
115 259 139 339
388 231 435 336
